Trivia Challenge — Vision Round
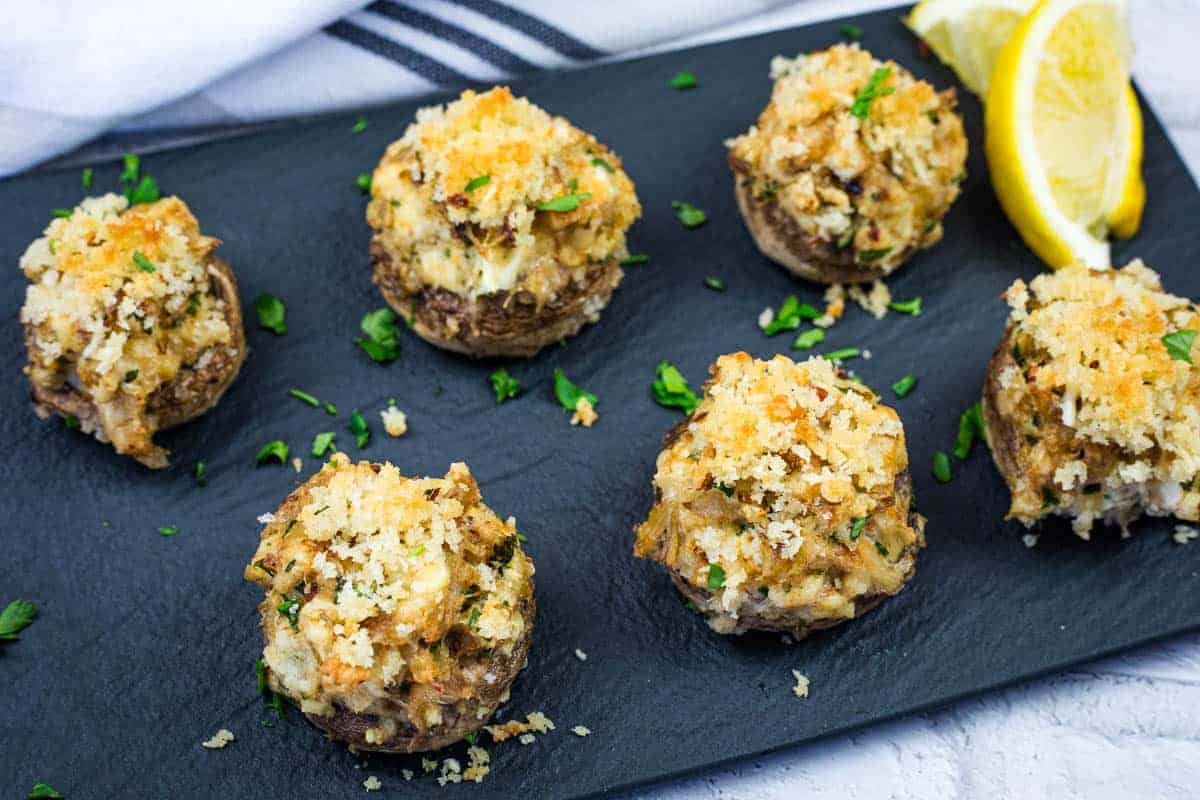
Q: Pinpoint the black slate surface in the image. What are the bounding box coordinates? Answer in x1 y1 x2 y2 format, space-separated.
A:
3 7 1200 799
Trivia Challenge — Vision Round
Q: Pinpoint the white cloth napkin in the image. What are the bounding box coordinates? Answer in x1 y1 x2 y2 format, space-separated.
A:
0 0 903 176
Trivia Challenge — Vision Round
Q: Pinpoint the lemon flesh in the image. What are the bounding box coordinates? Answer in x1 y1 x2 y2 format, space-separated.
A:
905 0 1034 96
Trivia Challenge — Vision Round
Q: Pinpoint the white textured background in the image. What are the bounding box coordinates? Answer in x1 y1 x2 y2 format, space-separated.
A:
634 2 1200 797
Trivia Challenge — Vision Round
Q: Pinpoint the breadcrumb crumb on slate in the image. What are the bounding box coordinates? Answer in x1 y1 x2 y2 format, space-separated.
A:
291 457 302 473
485 711 555 742
572 725 591 737
1174 525 1199 545
201 728 235 749
570 396 598 427
381 405 408 437
422 757 438 773
438 757 463 786
791 670 810 699
518 733 536 745
402 769 414 781
574 648 587 662
1023 534 1039 548
363 775 382 791
256 512 276 525
464 746 491 782
848 280 891 319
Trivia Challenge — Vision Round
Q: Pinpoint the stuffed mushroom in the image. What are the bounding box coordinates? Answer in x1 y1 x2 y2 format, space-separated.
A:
983 260 1200 538
19 193 245 468
245 455 536 753
634 352 926 637
367 86 642 358
727 44 967 283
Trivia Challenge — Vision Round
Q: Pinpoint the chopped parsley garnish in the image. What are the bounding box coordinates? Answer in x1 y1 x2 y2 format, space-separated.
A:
255 440 289 466
48 239 56 255
355 307 401 363
590 157 615 172
81 167 94 188
703 276 726 292
28 783 63 799
117 153 161 206
671 200 707 228
50 208 72 219
889 296 922 316
158 526 180 537
858 247 892 263
63 415 80 430
311 431 336 458
849 517 867 540
620 254 650 265
538 192 591 212
132 251 157 273
465 731 478 745
193 461 207 486
1041 487 1059 510
277 596 302 631
465 175 491 192
254 560 275 578
288 388 319 408
323 402 338 416
467 607 481 628
123 369 139 383
652 360 698 415
953 401 985 459
932 450 952 483
763 295 821 336
669 71 697 90
793 328 825 350
892 374 917 397
875 541 889 557
553 368 597 411
706 563 726 590
409 545 426 558
356 173 372 194
1163 329 1197 364
254 293 287 335
490 368 521 404
840 23 863 40
352 115 368 133
850 67 895 119
349 411 370 448
0 599 37 640
822 347 860 363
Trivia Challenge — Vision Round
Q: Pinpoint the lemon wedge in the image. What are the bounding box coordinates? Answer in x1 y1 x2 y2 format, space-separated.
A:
984 0 1144 268
905 0 1034 96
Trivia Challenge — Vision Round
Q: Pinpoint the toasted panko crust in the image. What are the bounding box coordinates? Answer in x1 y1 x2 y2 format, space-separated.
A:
984 261 1200 537
634 353 925 637
245 455 535 752
367 86 641 357
19 194 244 468
728 44 966 281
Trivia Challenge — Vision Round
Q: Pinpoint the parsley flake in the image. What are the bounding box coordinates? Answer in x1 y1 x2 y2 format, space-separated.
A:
352 115 368 133
349 411 370 448
28 783 63 799
538 192 591 212
620 254 650 266
193 461 207 487
793 328 825 350
850 67 895 119
850 517 867 540
858 247 893 263
277 596 302 631
553 368 597 411
671 200 707 228
953 402 985 459
311 431 337 458
889 296 922 316
490 368 520 404
763 295 821 336
892 374 917 397
1163 329 1197 364
932 450 952 483
652 361 698 415
840 23 863 40
703 276 726 292
356 173 372 194
0 599 37 640
255 440 289 466
132 251 157 273
706 563 726 590
355 308 401 363
591 157 615 172
288 388 320 408
158 526 180 537
669 71 697 90
822 347 860 363
465 174 491 192
50 208 73 219
254 294 287 335
323 402 338 416
81 167 94 188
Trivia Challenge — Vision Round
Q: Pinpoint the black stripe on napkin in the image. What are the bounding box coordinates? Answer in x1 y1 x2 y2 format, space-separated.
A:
367 1 539 74
325 20 473 86
451 0 606 60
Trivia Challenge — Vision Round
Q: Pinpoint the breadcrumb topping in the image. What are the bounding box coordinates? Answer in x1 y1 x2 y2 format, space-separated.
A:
791 670 810 699
484 711 555 743
244 455 534 744
201 728 234 749
634 353 925 632
20 194 234 465
570 396 598 427
727 44 966 275
381 405 408 437
363 776 382 791
368 86 641 302
994 261 1200 530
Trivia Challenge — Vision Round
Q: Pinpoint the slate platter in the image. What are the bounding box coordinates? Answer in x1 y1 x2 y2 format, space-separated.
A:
3 7 1200 799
